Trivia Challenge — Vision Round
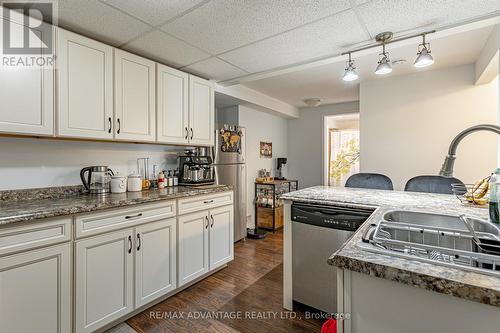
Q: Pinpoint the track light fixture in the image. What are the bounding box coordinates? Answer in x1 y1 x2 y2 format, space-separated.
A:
341 30 436 82
343 52 359 81
414 34 434 68
374 32 393 75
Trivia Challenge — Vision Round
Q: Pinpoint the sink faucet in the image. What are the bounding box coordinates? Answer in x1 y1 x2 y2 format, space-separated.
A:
439 124 500 177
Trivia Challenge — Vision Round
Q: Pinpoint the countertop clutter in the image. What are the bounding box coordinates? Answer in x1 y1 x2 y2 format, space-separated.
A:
0 184 232 225
281 186 500 307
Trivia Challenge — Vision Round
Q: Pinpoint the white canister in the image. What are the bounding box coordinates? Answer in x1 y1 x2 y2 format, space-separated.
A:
111 173 127 193
127 173 142 192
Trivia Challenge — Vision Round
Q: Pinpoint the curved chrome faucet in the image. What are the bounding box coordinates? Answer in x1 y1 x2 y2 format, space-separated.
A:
439 124 500 177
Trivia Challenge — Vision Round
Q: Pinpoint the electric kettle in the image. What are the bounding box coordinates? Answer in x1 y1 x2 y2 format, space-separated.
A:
80 166 114 195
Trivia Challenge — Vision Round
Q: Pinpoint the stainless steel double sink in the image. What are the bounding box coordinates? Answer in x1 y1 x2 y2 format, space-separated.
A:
360 210 500 277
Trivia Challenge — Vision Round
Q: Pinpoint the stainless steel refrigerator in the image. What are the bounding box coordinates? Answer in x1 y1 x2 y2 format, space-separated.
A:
211 126 247 242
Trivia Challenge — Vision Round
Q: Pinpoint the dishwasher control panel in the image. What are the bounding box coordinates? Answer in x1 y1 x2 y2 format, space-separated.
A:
291 203 373 231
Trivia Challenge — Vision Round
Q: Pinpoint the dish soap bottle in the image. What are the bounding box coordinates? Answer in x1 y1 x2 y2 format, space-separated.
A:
489 168 500 224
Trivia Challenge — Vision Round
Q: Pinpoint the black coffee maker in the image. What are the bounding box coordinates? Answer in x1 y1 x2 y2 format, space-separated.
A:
275 158 287 180
178 150 215 185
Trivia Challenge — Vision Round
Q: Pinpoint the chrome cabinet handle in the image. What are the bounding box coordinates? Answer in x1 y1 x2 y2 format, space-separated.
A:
125 213 143 220
203 200 214 204
137 233 141 251
185 127 188 140
128 235 132 254
190 128 193 140
108 117 112 133
210 214 214 228
117 118 121 134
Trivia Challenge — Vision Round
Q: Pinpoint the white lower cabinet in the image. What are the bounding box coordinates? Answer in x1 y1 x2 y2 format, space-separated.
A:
178 205 234 287
209 206 234 270
0 243 71 333
178 211 210 286
75 229 134 333
135 218 177 307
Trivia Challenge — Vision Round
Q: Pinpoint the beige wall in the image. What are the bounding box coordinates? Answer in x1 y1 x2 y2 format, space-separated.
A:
238 105 288 225
360 64 498 190
288 102 359 188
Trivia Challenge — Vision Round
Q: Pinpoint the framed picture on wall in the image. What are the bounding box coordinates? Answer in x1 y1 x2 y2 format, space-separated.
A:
260 141 272 158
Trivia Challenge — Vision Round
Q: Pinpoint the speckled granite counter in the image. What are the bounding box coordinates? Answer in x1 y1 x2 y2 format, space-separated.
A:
0 185 232 225
281 186 500 307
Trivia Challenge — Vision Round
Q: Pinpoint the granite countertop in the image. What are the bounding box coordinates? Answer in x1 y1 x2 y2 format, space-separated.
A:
0 185 232 225
281 186 500 307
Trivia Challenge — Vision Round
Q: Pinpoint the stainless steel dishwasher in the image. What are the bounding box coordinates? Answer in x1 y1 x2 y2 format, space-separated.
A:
292 202 373 313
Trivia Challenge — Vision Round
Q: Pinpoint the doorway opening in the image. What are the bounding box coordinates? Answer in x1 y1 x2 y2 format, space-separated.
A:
324 113 360 186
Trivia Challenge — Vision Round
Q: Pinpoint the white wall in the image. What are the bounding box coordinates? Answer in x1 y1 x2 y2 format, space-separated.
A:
238 105 288 225
287 102 359 188
0 137 182 190
360 64 498 190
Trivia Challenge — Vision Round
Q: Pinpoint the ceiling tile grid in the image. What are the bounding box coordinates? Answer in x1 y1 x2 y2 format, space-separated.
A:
182 57 249 81
161 0 352 54
57 0 151 46
122 30 210 68
357 0 500 37
218 10 370 73
99 0 207 27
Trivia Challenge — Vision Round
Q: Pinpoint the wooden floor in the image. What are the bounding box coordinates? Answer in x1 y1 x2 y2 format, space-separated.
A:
126 230 324 333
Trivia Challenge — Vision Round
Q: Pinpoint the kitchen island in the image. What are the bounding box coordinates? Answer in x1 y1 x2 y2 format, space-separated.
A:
281 186 500 333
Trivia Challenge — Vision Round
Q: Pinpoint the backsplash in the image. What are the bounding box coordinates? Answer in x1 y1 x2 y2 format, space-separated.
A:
0 137 187 190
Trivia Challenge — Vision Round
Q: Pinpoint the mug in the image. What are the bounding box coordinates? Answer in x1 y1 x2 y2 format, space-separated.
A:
111 176 127 193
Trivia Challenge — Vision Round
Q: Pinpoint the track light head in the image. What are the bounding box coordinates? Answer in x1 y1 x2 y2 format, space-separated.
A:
414 35 434 68
343 53 359 81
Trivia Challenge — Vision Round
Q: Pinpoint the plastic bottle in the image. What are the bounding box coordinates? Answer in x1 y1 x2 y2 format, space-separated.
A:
158 171 165 189
167 170 174 187
489 168 500 224
173 169 179 186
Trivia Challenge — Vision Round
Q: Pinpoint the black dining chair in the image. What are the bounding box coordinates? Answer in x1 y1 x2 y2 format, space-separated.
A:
404 175 465 195
345 173 394 190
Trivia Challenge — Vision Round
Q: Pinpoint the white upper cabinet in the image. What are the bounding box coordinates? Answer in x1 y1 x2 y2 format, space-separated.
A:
0 17 54 136
189 75 214 146
114 49 156 142
57 29 114 139
156 64 189 145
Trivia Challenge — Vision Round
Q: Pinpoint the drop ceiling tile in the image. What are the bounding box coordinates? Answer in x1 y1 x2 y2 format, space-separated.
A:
183 57 248 81
57 0 151 46
357 0 500 36
122 30 210 67
161 0 351 54
219 10 368 73
100 0 206 26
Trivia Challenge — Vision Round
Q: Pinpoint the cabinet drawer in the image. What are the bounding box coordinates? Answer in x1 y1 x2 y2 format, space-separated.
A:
178 191 233 215
75 201 176 239
0 218 72 257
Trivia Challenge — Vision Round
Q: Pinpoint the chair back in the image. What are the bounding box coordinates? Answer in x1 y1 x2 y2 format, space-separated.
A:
345 173 394 190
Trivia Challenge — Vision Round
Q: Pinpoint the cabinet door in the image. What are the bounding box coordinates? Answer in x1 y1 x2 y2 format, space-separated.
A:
57 29 113 139
0 17 54 136
75 229 134 333
188 75 214 146
114 49 156 142
135 218 177 307
0 243 71 333
178 210 209 286
209 205 234 270
156 64 189 144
